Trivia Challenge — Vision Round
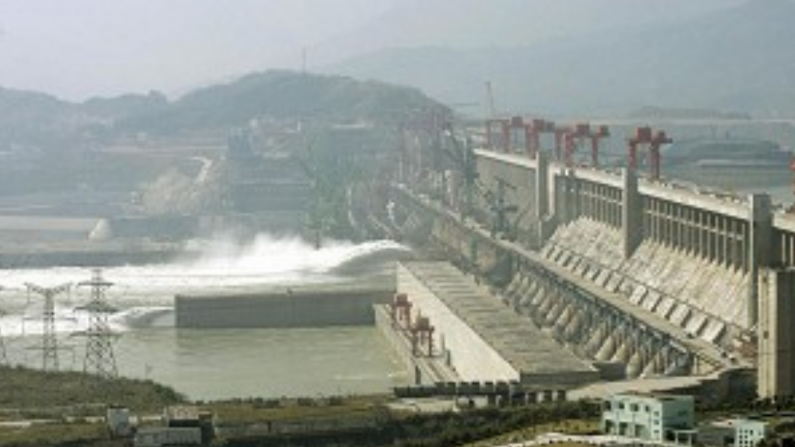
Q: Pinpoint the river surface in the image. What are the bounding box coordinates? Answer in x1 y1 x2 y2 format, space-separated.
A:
0 234 410 400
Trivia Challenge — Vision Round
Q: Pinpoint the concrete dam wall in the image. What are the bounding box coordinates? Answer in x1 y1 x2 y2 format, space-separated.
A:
470 149 787 346
390 128 795 393
176 281 394 328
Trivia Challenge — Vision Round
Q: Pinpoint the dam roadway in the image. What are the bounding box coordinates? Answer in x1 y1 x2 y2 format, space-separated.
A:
387 119 795 399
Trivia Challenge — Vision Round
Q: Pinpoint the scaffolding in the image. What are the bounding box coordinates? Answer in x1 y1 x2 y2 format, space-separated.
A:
75 269 119 380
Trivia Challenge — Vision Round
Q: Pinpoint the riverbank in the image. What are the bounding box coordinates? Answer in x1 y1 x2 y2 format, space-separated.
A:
0 364 601 447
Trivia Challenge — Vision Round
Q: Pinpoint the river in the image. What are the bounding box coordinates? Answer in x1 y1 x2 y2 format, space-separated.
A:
0 234 410 401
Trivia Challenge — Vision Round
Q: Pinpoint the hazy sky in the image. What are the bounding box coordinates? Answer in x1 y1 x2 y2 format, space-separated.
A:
0 0 743 101
0 0 395 100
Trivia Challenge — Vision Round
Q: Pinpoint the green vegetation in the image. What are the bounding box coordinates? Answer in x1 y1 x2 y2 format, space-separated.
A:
380 401 598 447
217 398 600 447
0 422 110 447
206 395 389 425
0 365 185 419
0 373 603 447
0 70 448 151
119 71 447 136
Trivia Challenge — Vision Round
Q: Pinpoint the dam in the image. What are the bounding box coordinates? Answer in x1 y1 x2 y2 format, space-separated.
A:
370 117 795 400
171 117 794 400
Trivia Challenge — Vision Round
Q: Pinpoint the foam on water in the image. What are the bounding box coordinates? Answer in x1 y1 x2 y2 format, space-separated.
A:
0 234 410 336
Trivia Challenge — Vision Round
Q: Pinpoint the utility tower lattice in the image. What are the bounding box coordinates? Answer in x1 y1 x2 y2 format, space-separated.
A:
75 269 119 380
0 286 7 365
24 282 72 371
0 314 7 365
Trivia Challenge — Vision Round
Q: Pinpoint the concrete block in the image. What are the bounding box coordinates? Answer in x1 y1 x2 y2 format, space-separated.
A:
702 319 726 344
628 284 647 305
606 273 623 292
641 291 661 312
655 297 675 319
573 258 589 276
685 311 708 336
595 269 612 288
669 304 691 327
587 265 603 282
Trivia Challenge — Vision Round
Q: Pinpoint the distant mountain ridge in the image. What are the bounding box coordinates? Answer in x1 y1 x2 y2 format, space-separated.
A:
0 71 447 150
327 0 795 117
118 71 444 134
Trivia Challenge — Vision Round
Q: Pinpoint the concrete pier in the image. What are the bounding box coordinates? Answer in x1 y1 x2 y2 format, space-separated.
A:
383 261 598 389
176 280 394 328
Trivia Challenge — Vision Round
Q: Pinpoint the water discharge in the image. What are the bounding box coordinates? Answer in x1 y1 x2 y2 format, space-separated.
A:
0 235 412 399
0 234 411 336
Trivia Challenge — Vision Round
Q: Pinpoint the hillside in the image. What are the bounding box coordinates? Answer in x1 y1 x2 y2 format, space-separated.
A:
327 0 795 117
0 71 448 150
117 70 446 135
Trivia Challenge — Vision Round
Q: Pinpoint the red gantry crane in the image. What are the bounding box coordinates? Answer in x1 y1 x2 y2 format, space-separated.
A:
555 123 610 168
524 118 556 160
627 126 672 180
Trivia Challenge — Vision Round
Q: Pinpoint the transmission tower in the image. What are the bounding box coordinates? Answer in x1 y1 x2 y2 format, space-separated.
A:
0 286 6 365
24 282 72 371
0 311 6 365
75 269 119 380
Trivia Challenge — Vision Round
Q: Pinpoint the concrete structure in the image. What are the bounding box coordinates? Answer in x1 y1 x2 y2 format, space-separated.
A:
757 268 795 400
601 392 695 443
134 427 202 447
175 280 394 328
106 406 133 438
388 261 597 388
392 118 795 397
698 419 769 447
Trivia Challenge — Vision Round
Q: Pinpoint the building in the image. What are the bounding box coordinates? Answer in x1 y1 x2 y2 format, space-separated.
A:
164 405 214 445
106 406 132 438
134 427 202 447
602 392 695 443
698 419 769 447
758 268 795 400
131 405 214 447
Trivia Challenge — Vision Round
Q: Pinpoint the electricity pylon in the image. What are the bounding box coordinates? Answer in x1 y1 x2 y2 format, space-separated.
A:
0 286 7 365
75 269 119 380
25 282 72 371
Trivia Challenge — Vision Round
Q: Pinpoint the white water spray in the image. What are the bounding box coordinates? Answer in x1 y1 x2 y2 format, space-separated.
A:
0 234 411 336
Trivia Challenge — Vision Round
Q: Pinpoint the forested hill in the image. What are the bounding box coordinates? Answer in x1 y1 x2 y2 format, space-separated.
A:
0 71 448 149
118 71 446 134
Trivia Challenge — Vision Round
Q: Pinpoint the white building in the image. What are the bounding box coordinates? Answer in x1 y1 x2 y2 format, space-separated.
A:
602 392 695 443
698 418 769 447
